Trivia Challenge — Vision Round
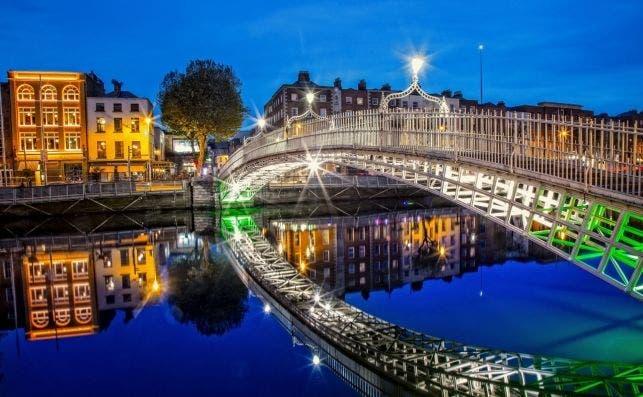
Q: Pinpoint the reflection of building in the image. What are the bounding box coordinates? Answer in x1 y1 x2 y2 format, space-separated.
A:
7 71 89 184
86 80 156 181
22 246 98 340
93 233 157 310
164 133 199 175
269 208 488 296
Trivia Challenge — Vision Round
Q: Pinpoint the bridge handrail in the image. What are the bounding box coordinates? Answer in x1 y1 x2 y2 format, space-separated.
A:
221 108 642 204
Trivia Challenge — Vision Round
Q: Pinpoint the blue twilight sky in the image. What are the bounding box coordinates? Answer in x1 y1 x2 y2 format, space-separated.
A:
1 0 642 126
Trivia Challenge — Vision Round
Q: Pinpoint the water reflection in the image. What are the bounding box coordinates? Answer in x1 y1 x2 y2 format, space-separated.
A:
0 212 249 342
265 205 551 297
168 255 248 336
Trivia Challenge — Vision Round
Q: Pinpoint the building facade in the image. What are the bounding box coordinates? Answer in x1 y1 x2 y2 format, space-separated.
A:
7 71 88 184
86 81 154 181
0 82 12 185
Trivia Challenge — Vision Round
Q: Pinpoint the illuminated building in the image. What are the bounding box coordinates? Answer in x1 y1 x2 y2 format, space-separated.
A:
7 71 89 184
93 232 158 310
0 82 12 185
22 246 98 340
86 80 155 181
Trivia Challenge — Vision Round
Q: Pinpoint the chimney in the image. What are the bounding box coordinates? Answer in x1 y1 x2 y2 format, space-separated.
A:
111 79 123 97
357 79 366 90
334 78 342 89
453 90 463 99
381 83 391 91
441 89 452 98
297 71 310 83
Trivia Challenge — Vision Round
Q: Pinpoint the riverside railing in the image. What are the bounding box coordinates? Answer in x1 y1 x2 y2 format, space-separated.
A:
224 109 642 205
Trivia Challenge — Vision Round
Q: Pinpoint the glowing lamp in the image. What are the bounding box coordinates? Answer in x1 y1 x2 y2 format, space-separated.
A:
305 92 314 104
411 56 425 76
257 117 267 129
312 355 321 365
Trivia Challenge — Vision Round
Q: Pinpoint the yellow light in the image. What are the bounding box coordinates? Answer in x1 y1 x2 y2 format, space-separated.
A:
559 128 569 138
145 116 152 125
305 92 314 104
152 279 160 292
411 56 425 76
439 246 446 256
438 124 446 132
300 261 306 271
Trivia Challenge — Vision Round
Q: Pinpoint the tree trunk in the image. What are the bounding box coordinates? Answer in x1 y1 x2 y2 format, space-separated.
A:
197 134 207 175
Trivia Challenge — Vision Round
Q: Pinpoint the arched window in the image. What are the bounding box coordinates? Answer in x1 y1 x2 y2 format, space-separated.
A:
41 85 57 101
62 85 80 101
16 84 35 100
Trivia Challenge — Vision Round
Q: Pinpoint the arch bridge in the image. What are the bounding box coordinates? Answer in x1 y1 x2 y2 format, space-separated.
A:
219 106 642 299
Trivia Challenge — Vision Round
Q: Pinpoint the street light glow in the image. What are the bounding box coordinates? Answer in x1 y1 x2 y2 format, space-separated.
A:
257 117 267 129
312 354 321 366
314 292 320 303
478 44 484 51
411 56 425 76
263 303 271 314
305 92 314 104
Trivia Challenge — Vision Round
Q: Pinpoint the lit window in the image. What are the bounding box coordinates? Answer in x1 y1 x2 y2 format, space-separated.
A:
97 141 107 159
40 85 57 101
131 118 140 132
356 97 364 105
20 132 37 151
65 132 81 150
74 283 91 302
45 132 59 150
17 84 35 100
63 108 80 126
136 247 146 264
131 142 141 159
97 117 106 132
319 94 327 102
18 107 36 126
105 276 115 291
114 118 122 132
290 93 298 101
359 245 366 258
42 107 58 126
345 97 352 104
323 250 330 262
62 85 80 101
359 262 366 272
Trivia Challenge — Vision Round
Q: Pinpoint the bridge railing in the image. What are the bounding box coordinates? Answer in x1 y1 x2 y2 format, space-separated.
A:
224 109 642 203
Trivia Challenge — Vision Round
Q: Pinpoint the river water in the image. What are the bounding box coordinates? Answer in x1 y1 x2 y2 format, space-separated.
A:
0 199 641 396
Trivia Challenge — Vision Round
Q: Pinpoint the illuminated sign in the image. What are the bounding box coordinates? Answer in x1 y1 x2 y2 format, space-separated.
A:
172 139 199 153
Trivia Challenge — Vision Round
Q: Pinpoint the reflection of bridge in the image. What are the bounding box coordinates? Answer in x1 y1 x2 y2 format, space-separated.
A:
221 214 642 396
219 103 642 299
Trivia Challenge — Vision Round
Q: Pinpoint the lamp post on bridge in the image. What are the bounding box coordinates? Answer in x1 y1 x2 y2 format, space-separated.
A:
478 44 484 104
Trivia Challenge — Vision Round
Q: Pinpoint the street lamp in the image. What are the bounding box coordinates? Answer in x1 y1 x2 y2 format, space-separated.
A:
411 56 425 80
257 117 267 130
478 44 484 104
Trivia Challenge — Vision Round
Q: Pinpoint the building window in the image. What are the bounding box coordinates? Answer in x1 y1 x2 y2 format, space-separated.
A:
359 227 366 240
290 93 298 101
115 141 124 159
123 293 132 303
412 101 418 108
30 287 47 305
74 283 91 302
319 94 327 102
348 246 355 259
402 101 408 108
97 141 107 159
291 107 298 116
371 98 379 106
63 108 80 126
131 118 140 132
322 229 330 245
136 248 146 264
65 131 81 150
45 132 59 150
345 97 352 104
120 249 129 265
122 275 131 289
359 245 366 258
105 276 115 291
17 84 35 100
359 276 366 285
62 85 80 101
131 141 141 159
323 250 330 262
357 97 364 105
53 285 68 302
40 85 57 101
114 118 122 132
96 103 105 112
42 107 58 126
348 263 355 274
106 295 115 304
20 132 37 151
113 103 122 112
18 107 36 126
130 103 139 112
96 117 106 132
320 108 327 117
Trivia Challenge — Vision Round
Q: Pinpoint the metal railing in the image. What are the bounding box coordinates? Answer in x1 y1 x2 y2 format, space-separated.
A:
267 175 409 189
222 109 642 205
0 180 187 205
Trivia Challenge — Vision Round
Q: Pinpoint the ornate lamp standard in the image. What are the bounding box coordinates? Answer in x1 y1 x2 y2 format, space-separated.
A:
379 55 450 113
285 92 330 134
